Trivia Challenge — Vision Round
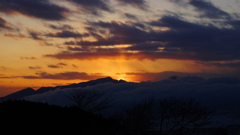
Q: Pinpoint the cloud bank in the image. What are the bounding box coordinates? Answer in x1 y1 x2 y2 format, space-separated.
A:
1 0 239 63
21 72 105 80
45 15 240 62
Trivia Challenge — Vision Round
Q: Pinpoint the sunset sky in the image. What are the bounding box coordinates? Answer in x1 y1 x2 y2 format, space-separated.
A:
0 0 240 96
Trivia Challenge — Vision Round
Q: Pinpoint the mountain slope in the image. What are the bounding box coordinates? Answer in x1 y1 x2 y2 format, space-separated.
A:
0 88 35 102
0 77 126 102
57 77 126 89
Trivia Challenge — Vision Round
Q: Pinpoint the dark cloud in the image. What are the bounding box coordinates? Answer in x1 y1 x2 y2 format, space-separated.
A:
229 20 240 29
0 77 14 79
203 61 240 68
72 64 78 68
46 30 88 38
0 17 10 29
188 0 231 19
71 21 150 46
117 0 147 9
4 33 26 38
127 43 162 51
47 65 62 68
0 0 68 20
47 63 68 68
167 0 231 19
167 0 186 6
28 66 42 70
57 63 68 66
123 13 139 20
150 16 199 29
44 50 148 60
0 74 13 79
28 31 43 40
68 0 111 15
67 46 90 52
126 71 226 82
20 76 39 79
45 16 240 62
150 16 240 61
0 66 8 70
45 47 190 60
20 57 37 60
22 71 105 80
28 29 90 43
48 24 74 30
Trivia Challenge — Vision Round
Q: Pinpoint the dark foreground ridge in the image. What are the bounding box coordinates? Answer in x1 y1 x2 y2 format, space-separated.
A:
2 99 240 135
0 77 126 102
0 100 119 134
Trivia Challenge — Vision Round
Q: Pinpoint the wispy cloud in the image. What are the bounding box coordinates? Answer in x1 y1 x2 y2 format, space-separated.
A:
0 0 68 20
21 71 105 80
0 17 11 29
67 0 112 16
20 57 37 60
29 66 42 70
189 0 231 19
166 0 231 19
47 63 68 68
46 30 89 38
48 24 74 30
117 0 147 9
122 13 139 20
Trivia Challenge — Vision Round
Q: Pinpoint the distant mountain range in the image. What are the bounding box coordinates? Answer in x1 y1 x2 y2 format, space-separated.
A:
0 77 126 102
1 76 240 127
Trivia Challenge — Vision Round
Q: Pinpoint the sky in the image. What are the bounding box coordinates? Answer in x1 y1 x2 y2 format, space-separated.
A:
0 0 240 97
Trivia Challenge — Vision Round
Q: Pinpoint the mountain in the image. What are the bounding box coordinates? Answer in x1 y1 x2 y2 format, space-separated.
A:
56 77 126 89
0 77 126 102
0 88 35 102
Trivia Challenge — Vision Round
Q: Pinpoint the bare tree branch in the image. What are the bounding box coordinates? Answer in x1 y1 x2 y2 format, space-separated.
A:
123 97 213 135
67 89 112 113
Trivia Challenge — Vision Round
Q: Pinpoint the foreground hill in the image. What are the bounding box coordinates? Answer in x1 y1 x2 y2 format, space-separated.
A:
0 100 119 134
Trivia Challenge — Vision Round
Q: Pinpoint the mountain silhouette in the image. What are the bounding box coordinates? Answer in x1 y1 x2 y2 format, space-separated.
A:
0 88 35 102
0 77 126 102
57 77 126 89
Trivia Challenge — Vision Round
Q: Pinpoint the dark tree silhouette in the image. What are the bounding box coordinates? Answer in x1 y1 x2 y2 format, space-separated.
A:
0 100 118 134
123 97 213 135
123 98 156 135
156 97 213 135
68 89 112 113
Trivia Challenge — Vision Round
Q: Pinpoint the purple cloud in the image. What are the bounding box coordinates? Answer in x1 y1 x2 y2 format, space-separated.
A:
0 0 68 20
